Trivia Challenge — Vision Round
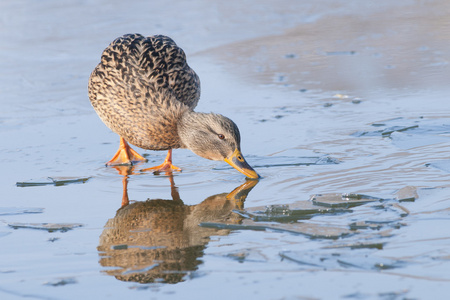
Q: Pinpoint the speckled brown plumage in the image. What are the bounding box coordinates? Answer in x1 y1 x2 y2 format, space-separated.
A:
88 34 200 150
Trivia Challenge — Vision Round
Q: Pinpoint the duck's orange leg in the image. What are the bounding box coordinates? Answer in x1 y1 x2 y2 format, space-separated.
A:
106 137 148 166
141 149 181 173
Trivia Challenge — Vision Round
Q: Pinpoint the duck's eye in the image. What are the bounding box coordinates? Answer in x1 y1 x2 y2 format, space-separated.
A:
218 134 225 140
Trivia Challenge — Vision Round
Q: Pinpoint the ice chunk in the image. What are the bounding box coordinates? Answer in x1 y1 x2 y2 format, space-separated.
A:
8 222 83 232
311 193 381 208
16 177 90 187
201 219 351 239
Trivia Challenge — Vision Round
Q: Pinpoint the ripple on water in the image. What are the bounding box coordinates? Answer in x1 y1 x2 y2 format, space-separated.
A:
264 116 450 199
279 250 404 270
0 207 44 215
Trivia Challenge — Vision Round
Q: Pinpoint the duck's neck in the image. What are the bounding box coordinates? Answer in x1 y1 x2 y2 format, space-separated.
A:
177 110 204 149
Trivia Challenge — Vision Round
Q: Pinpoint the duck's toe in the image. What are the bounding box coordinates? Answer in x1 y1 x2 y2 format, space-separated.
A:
140 149 181 174
106 137 148 166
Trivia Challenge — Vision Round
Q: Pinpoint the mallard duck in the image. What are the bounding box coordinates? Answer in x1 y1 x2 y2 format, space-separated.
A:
88 34 259 178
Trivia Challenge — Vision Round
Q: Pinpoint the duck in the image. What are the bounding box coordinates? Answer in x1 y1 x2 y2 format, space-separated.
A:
88 34 259 179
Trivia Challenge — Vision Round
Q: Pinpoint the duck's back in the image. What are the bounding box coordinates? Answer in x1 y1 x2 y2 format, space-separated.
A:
88 34 200 150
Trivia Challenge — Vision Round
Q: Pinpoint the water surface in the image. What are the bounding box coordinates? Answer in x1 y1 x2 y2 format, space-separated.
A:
1 0 450 299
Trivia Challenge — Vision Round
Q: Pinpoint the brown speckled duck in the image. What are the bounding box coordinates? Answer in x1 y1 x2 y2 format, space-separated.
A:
88 34 259 179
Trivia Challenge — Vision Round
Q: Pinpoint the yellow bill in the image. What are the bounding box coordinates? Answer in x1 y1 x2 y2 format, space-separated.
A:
224 148 260 179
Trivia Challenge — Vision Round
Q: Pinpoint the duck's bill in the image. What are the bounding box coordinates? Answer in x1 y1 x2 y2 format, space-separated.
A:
224 149 260 179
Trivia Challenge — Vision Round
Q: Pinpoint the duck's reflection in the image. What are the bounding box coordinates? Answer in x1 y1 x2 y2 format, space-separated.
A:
98 165 258 284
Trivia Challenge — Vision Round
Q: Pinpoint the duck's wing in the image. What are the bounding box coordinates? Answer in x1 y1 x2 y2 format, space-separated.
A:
89 34 200 110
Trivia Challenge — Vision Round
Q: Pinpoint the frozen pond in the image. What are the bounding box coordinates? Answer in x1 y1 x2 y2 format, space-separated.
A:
1 0 450 299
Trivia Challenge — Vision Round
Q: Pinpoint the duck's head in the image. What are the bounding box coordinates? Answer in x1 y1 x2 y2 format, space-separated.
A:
178 112 260 179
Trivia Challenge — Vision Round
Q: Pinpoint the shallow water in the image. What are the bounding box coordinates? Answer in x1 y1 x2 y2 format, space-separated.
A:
1 0 450 299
